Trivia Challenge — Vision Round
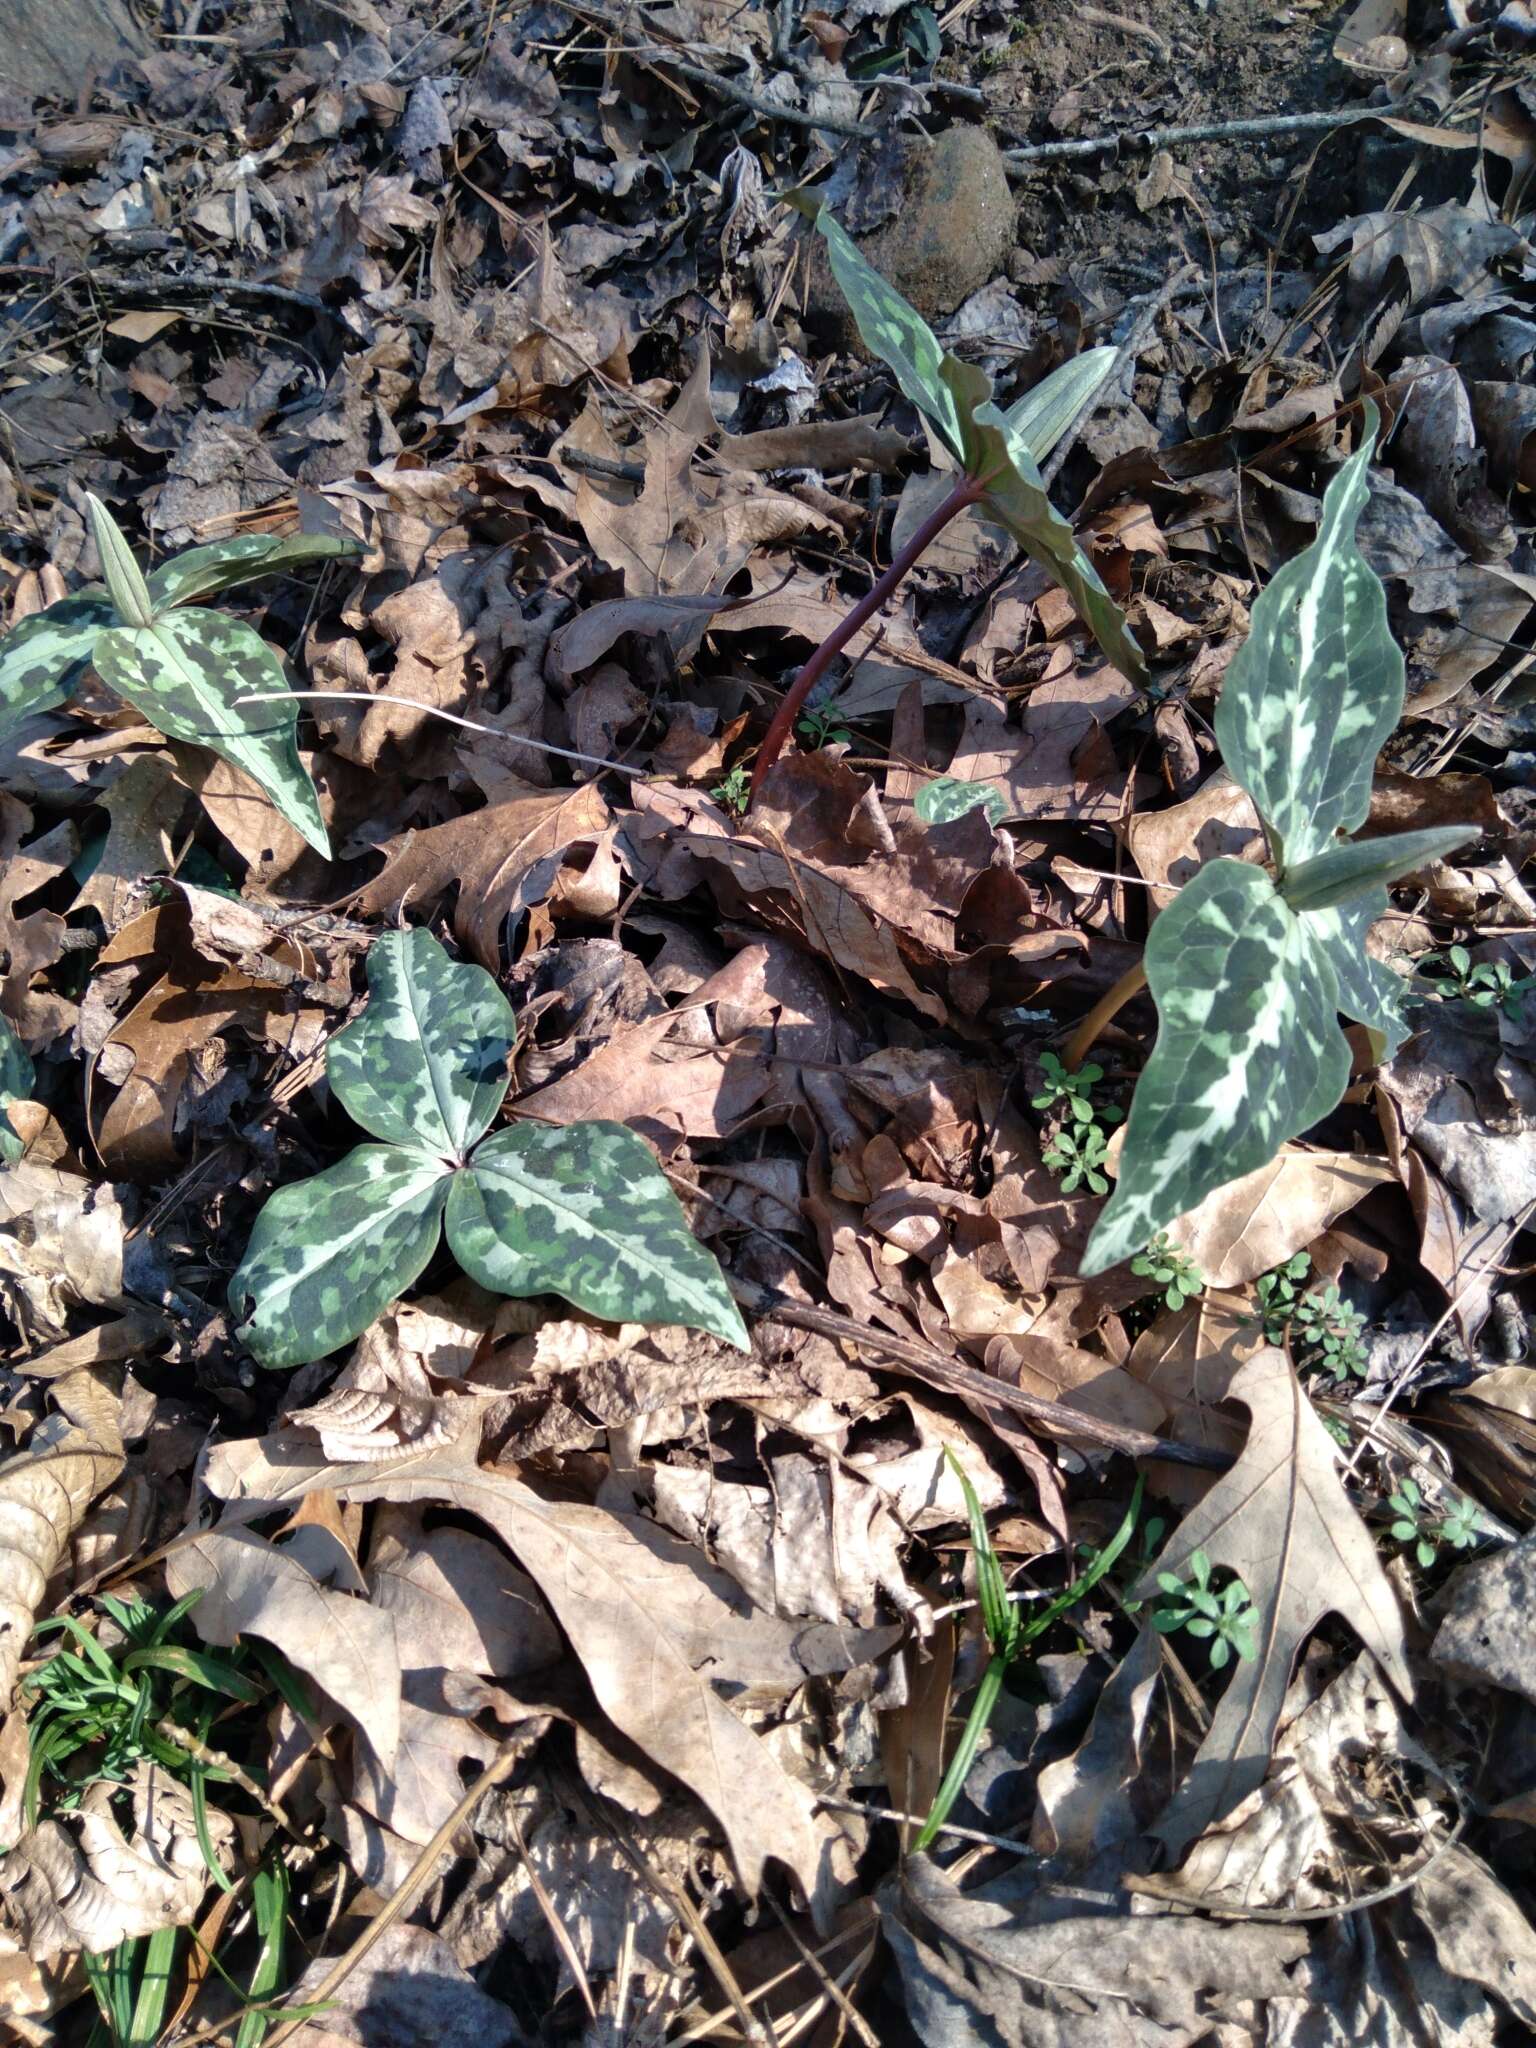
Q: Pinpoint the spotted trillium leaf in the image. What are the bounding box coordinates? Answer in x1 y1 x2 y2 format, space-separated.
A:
92 609 329 856
1215 415 1399 872
0 593 115 741
1000 345 1118 466
1082 859 1352 1274
915 777 1006 827
87 493 155 628
787 192 969 462
0 1015 35 1164
230 1146 452 1369
1280 824 1476 913
447 1121 749 1349
146 532 361 612
326 926 514 1160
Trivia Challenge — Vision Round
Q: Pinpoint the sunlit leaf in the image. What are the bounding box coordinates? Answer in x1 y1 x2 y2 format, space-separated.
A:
1000 346 1118 465
446 1120 749 1348
0 1015 35 1164
914 776 1006 826
87 494 155 629
0 592 114 739
1280 823 1477 912
1082 859 1352 1274
1215 407 1400 871
92 608 329 856
325 926 514 1160
229 1146 452 1369
146 532 361 612
786 191 968 461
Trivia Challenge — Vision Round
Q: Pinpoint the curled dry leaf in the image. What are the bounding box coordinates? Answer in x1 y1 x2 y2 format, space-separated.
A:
0 1377 124 1708
1132 1348 1413 1857
0 1764 232 1964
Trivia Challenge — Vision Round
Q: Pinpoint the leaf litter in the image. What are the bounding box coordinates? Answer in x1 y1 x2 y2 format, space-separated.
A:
1 0 1536 2040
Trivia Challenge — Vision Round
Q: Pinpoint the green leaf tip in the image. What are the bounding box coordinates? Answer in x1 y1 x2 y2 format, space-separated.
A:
86 493 156 629
231 928 747 1366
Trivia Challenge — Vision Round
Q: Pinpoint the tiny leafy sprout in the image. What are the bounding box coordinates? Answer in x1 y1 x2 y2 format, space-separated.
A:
710 763 752 815
0 501 360 858
796 702 853 749
1042 1121 1111 1195
1292 1282 1368 1381
1131 1233 1204 1312
1032 1051 1122 1128
1387 1480 1440 1571
230 927 748 1368
1152 1550 1259 1670
1254 1251 1312 1342
1081 406 1478 1279
1419 944 1536 1022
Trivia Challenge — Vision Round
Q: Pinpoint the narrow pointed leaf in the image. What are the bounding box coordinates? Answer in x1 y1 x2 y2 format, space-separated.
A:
953 377 1146 683
0 592 114 739
0 1015 34 1163
447 1120 748 1348
230 1146 451 1369
1215 409 1399 870
146 532 361 612
325 927 514 1160
1000 346 1118 465
1082 858 1350 1273
92 609 329 856
915 776 1006 826
1281 823 1477 912
787 192 969 461
86 494 155 628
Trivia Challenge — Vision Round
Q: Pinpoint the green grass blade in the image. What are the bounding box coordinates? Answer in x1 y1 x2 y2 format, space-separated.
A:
124 1645 265 1704
127 1926 180 2048
913 1656 1006 1851
192 1764 236 1893
235 1859 289 2048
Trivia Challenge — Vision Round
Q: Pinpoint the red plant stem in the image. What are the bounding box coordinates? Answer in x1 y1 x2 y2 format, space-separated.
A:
749 471 987 801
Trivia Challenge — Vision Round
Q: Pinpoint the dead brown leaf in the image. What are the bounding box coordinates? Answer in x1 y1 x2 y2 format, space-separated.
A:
1163 1147 1397 1287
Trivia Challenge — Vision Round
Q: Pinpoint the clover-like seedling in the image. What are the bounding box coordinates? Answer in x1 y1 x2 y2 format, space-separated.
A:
1130 1233 1203 1312
1253 1251 1312 1342
1293 1282 1368 1381
0 499 360 856
1419 944 1536 1021
1032 1051 1121 1130
1082 408 1478 1275
1386 1479 1486 1569
1042 1122 1111 1195
230 928 747 1367
1152 1549 1258 1670
750 197 1144 794
0 1014 34 1163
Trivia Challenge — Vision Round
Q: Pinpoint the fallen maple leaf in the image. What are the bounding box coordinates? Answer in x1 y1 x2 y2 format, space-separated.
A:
1132 1348 1413 1856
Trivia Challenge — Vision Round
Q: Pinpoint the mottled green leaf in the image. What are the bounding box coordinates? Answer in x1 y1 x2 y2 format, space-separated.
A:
326 927 514 1161
1310 893 1409 1061
447 1120 749 1348
915 777 1006 826
147 532 361 612
787 192 968 462
1000 347 1118 465
1216 409 1399 871
943 360 1146 683
92 609 329 856
230 1146 451 1369
0 593 114 739
0 1014 34 1164
1082 859 1352 1274
1281 824 1476 912
86 493 155 629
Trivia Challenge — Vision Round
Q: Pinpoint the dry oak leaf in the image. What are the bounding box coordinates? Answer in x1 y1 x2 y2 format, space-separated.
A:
353 780 610 972
1163 1146 1397 1288
0 1389 124 1707
1132 1348 1412 1857
203 1428 856 1920
0 1764 232 1964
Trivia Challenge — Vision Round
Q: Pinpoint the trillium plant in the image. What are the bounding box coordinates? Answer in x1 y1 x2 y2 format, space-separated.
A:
750 195 1145 796
230 927 748 1367
0 498 359 855
1081 408 1475 1274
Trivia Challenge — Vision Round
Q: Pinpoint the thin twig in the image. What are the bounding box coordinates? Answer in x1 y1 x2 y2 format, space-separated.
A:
1005 105 1378 168
243 689 639 776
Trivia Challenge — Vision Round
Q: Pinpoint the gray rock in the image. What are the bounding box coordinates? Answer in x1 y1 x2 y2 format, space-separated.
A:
1432 1528 1536 1704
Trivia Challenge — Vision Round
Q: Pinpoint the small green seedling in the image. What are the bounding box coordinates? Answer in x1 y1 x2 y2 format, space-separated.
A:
796 702 853 749
1254 1251 1312 1342
0 1013 35 1163
710 763 752 814
1042 1122 1111 1195
1386 1479 1485 1569
1083 408 1477 1275
1152 1550 1259 1670
1419 944 1536 1021
1293 1282 1368 1381
915 1456 1140 1850
230 927 747 1367
0 499 360 856
750 198 1143 794
1032 1052 1122 1130
1131 1233 1204 1312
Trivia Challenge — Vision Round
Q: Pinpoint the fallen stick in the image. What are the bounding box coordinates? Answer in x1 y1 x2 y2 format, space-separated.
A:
1005 105 1377 168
